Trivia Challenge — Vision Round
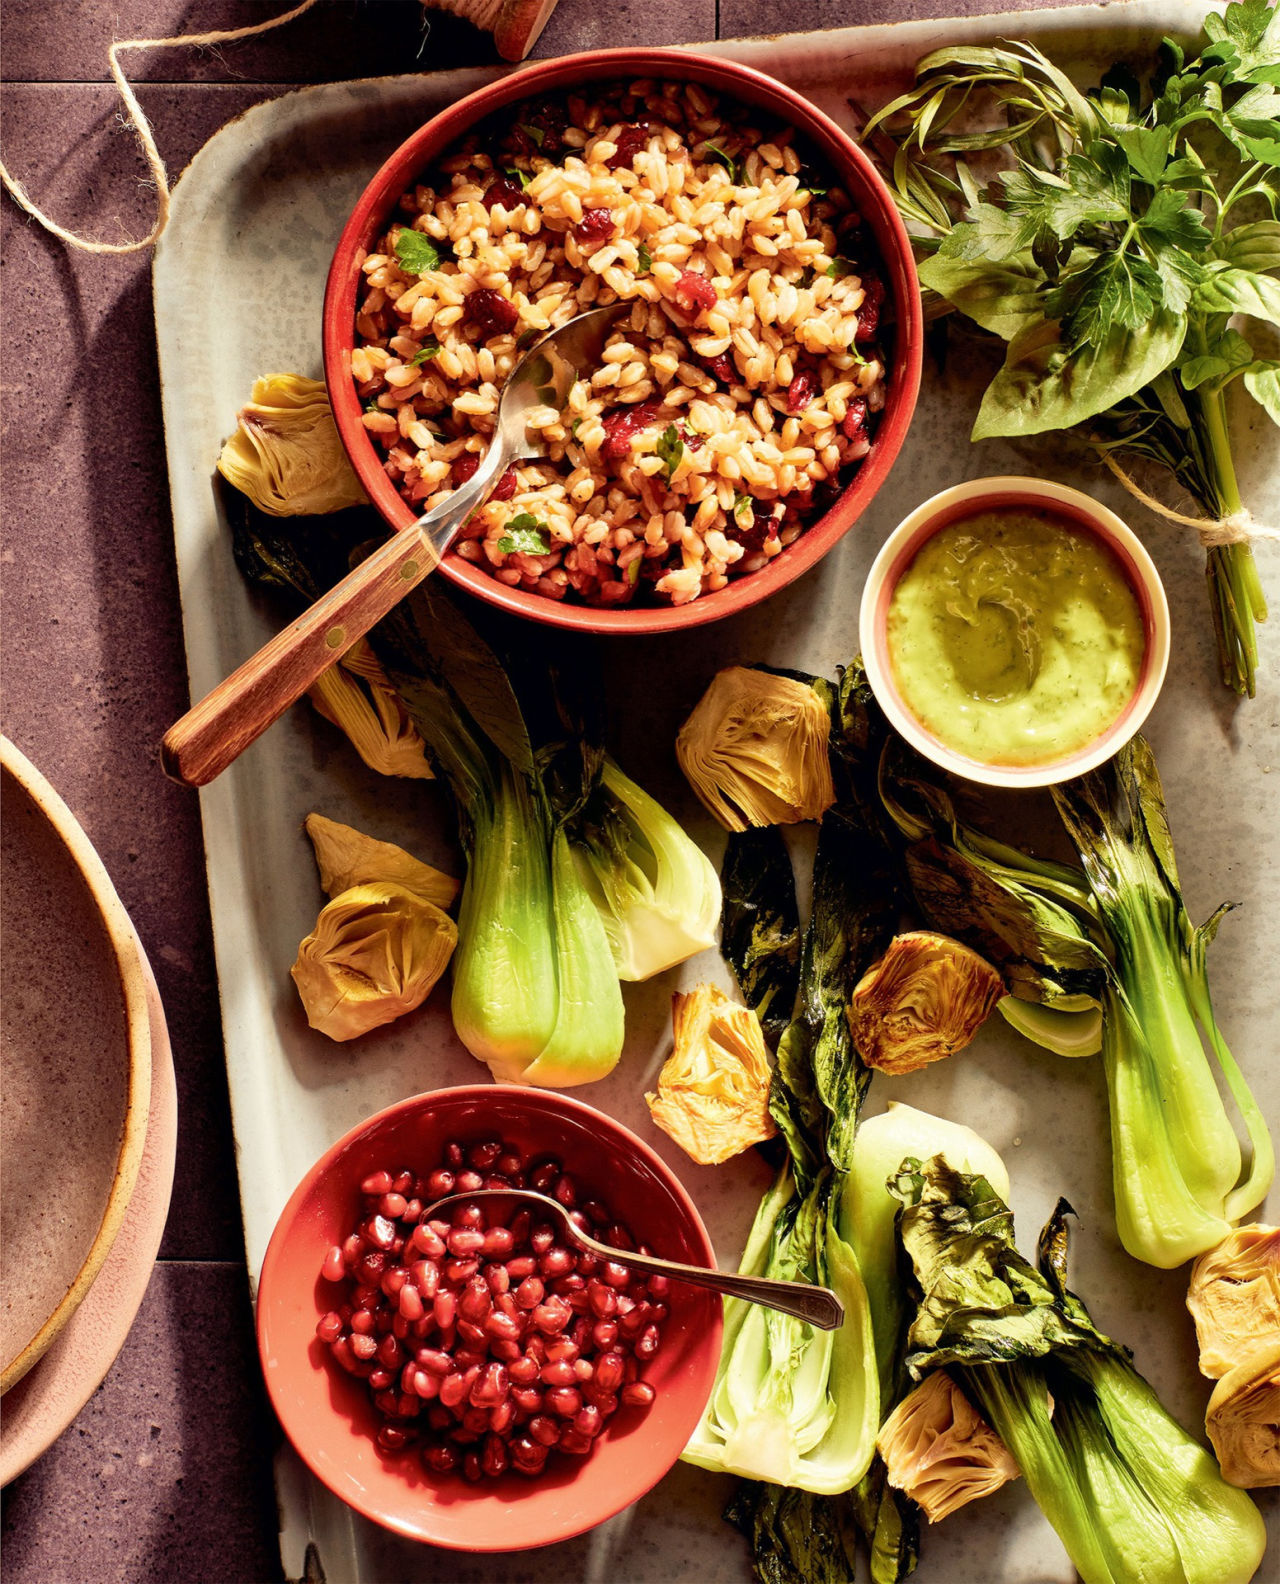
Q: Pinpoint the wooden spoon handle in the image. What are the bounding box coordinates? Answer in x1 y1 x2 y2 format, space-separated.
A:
161 525 438 788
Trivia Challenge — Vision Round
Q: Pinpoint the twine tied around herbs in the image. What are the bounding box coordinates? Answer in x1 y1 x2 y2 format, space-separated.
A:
0 0 325 255
1100 452 1280 551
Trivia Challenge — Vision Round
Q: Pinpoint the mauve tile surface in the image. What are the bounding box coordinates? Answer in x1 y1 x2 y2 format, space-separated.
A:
0 1264 282 1584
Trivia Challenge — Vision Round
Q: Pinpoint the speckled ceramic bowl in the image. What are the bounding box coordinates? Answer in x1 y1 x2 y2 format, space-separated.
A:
322 46 923 635
859 477 1171 789
256 1085 723 1549
0 739 152 1394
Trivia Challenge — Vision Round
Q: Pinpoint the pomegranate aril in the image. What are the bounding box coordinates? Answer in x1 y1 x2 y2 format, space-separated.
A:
594 1353 626 1393
529 1161 560 1193
399 1285 425 1322
482 1434 510 1478
509 1356 540 1385
484 1310 522 1344
361 1171 394 1196
601 1260 631 1288
468 1141 502 1171
356 1251 387 1287
552 1175 577 1209
510 1436 546 1474
379 1192 408 1219
381 1266 408 1297
541 1248 575 1279
581 1199 610 1228
401 1199 423 1225
635 1324 661 1360
350 1333 377 1362
491 1338 522 1363
462 1451 484 1483
424 1442 459 1474
341 1233 364 1265
529 1415 559 1447
457 1319 487 1349
606 1223 635 1251
559 1428 593 1455
622 1381 656 1408
425 1169 455 1200
543 1336 578 1364
515 1275 544 1310
481 1226 515 1259
512 1386 544 1415
506 1255 537 1281
417 1347 452 1376
574 1406 604 1439
461 1406 492 1436
368 1368 394 1392
366 1215 397 1250
376 1424 411 1453
540 1360 577 1387
410 1224 446 1259
490 1400 517 1435
583 1386 619 1416
587 1280 618 1318
377 1334 404 1368
444 1142 464 1169
496 1153 523 1178
591 1320 618 1350
445 1257 480 1284
485 1262 511 1296
316 1311 343 1344
447 1227 485 1257
451 1203 485 1229
546 1385 582 1418
646 1273 670 1299
455 1169 485 1194
427 1404 452 1431
321 1245 345 1283
533 1298 572 1335
433 1290 457 1328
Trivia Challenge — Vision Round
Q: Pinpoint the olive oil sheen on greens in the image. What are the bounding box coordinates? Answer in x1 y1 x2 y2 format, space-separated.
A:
886 509 1146 768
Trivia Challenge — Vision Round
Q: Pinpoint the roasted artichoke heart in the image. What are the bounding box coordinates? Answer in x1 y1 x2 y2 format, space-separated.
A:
292 881 457 1042
675 666 835 831
217 373 368 516
1206 1338 1280 1489
304 814 458 908
850 931 1005 1075
877 1369 1021 1522
292 816 459 1041
645 983 776 1165
309 639 434 781
1188 1225 1280 1378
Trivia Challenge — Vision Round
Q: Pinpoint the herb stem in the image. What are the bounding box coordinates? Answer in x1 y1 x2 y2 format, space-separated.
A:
1194 383 1266 697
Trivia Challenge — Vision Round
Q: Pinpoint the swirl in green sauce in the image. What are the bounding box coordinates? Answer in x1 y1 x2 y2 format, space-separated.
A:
887 508 1146 768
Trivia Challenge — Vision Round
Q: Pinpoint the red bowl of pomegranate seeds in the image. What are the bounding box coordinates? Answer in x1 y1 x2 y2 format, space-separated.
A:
255 1085 723 1549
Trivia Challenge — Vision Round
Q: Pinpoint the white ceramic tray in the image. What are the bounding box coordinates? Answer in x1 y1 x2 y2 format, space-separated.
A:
154 5 1278 1580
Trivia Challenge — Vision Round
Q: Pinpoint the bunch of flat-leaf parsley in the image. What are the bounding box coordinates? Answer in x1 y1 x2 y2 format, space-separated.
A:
865 0 1280 695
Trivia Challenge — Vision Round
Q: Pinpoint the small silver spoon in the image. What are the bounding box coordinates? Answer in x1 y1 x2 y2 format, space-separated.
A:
423 1188 845 1331
162 303 628 787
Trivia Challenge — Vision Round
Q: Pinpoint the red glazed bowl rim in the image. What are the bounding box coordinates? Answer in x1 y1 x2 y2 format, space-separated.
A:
255 1083 724 1549
322 46 923 635
858 476 1172 789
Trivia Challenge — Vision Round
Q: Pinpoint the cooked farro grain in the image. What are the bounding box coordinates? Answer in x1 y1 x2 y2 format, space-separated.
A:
351 79 888 608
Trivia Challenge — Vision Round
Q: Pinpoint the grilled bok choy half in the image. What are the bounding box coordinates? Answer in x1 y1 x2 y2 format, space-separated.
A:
880 734 1273 1268
228 498 718 1085
892 1160 1267 1584
684 809 898 1494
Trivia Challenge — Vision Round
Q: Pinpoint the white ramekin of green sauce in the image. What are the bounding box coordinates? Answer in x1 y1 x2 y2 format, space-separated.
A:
859 477 1171 789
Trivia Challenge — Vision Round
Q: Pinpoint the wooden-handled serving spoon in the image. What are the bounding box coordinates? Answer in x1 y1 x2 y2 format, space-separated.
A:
161 304 626 788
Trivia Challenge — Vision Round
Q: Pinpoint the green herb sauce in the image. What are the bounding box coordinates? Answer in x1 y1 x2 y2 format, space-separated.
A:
886 508 1145 767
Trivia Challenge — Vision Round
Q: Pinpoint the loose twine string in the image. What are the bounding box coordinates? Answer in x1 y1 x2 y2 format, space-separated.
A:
1100 452 1280 551
0 0 326 254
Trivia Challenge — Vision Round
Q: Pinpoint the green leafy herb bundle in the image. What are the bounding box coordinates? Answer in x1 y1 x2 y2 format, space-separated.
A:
864 0 1280 694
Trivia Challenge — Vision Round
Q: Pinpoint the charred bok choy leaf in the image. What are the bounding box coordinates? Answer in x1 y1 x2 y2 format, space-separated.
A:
878 733 1273 1269
892 1160 1267 1584
864 3 1280 694
684 808 897 1495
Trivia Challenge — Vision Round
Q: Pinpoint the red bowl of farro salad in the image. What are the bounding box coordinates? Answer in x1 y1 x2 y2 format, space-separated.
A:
323 49 922 633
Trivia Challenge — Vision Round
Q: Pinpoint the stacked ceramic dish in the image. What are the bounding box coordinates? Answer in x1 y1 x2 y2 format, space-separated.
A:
0 739 177 1484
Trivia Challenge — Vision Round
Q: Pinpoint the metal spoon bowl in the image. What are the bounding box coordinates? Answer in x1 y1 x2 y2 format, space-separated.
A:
423 1187 845 1331
161 303 627 787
